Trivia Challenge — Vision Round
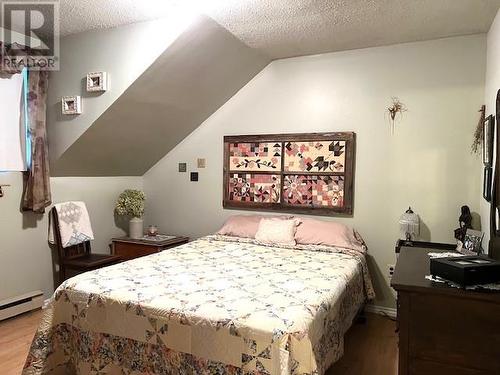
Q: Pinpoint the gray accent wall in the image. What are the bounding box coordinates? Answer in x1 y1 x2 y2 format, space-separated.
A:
48 18 186 167
51 16 270 176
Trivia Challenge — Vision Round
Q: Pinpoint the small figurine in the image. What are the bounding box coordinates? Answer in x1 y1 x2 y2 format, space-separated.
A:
454 205 472 243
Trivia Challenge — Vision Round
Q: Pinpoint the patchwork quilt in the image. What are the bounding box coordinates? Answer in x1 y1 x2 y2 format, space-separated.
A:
23 235 374 375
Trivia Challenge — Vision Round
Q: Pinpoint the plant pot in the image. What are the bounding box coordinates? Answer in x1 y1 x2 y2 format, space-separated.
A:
129 217 143 239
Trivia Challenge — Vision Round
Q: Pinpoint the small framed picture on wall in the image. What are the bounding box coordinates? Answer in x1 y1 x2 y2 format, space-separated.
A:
86 71 108 92
484 166 492 202
61 96 82 115
483 115 495 166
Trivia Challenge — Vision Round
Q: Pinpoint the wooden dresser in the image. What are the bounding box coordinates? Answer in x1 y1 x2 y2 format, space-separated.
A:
111 235 189 261
391 246 500 375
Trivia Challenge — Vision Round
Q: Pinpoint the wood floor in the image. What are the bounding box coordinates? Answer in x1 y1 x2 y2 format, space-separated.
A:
327 313 398 375
0 309 43 375
0 310 397 375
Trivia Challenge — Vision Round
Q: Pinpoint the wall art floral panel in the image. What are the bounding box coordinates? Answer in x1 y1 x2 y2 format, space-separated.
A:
284 141 345 173
228 173 281 203
229 142 282 171
283 175 344 207
224 133 355 215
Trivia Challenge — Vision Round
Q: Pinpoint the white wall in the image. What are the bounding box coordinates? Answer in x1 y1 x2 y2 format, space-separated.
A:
481 9 500 249
0 173 142 300
144 35 485 308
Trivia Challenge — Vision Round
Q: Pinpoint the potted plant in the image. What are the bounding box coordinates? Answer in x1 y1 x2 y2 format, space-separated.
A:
115 189 145 239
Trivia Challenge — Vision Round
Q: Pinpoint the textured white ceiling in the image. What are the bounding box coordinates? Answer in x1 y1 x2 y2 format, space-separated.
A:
206 0 500 58
57 0 500 58
58 0 181 36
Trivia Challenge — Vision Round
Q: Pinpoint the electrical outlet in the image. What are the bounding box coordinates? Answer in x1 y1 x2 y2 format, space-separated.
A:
388 264 395 280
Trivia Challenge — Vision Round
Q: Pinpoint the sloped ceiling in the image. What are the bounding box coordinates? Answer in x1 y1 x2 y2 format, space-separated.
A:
52 16 269 176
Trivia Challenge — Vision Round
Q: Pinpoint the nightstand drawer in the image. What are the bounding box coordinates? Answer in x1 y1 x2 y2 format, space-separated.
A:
113 242 160 261
111 235 189 261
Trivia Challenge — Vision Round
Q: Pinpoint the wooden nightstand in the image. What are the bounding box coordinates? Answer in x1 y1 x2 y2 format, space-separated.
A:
111 235 189 261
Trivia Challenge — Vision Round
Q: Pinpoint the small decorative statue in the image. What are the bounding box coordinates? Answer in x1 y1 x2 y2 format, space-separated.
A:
454 205 472 242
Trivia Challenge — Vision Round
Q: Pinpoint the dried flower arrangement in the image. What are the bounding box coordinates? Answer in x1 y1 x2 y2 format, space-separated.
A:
387 97 408 134
471 105 486 154
115 189 145 218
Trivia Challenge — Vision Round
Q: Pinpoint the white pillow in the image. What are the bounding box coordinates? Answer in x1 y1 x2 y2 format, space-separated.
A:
255 218 300 246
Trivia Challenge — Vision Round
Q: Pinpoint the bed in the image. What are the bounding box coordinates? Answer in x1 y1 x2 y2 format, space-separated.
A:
23 234 374 375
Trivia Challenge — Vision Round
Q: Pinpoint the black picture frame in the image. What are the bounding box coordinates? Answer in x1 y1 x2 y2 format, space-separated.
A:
483 115 495 166
484 166 492 202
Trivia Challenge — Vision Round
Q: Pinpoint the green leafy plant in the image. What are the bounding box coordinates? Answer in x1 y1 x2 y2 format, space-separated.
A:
115 189 145 218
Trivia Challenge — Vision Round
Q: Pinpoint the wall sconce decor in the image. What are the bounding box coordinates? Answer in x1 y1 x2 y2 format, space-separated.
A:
61 96 82 115
471 105 486 155
86 71 108 92
387 97 408 134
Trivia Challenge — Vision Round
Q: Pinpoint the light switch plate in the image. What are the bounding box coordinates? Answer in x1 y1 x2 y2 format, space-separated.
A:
197 158 206 168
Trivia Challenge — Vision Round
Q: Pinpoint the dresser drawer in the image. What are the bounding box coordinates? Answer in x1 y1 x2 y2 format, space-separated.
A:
410 359 490 375
408 293 500 373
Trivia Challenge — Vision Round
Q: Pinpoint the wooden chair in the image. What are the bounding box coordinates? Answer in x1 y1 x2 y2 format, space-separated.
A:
51 208 121 283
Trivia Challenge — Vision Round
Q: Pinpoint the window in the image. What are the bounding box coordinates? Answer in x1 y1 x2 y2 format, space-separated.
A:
0 70 28 171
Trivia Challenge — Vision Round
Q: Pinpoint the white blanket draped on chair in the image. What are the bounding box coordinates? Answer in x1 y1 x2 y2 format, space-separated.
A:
48 201 94 248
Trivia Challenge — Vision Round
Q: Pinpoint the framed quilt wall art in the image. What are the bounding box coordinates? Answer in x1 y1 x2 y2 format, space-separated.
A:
223 132 355 215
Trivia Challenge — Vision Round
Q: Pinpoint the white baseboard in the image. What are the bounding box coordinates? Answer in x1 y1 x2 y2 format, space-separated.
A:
0 291 44 321
365 304 397 318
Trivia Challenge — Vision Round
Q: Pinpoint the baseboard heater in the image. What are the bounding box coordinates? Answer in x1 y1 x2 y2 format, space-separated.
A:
0 290 44 321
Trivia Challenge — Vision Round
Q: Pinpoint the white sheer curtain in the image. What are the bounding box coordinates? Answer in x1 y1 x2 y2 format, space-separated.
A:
0 72 25 171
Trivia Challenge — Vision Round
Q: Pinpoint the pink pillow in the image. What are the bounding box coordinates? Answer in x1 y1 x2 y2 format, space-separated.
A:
294 217 365 252
217 215 292 238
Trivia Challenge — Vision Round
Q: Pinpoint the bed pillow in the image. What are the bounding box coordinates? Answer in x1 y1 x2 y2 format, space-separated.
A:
294 217 366 251
217 215 292 239
254 218 300 246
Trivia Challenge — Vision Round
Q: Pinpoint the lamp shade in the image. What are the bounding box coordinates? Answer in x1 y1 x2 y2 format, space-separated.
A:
399 207 420 241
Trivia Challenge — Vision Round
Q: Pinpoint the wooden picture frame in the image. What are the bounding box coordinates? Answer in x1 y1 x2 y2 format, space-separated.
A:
223 132 355 215
483 115 495 167
484 166 492 202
